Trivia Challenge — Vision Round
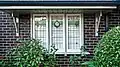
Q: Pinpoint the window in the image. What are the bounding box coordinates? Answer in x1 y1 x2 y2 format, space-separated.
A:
32 14 84 54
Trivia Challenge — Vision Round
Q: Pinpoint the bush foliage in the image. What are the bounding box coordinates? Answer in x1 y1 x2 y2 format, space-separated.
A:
94 26 120 67
1 39 57 67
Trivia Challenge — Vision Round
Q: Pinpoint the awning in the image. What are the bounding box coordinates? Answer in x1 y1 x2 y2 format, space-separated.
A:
0 1 118 15
0 6 116 16
0 1 119 6
0 6 116 9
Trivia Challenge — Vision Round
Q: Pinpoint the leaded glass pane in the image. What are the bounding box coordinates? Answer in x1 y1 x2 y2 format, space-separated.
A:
34 16 47 47
68 16 80 49
51 15 64 50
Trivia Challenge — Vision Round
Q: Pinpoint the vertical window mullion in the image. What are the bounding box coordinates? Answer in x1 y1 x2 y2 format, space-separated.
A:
48 14 51 51
46 14 49 50
49 14 52 52
79 14 82 48
63 14 66 55
66 14 68 54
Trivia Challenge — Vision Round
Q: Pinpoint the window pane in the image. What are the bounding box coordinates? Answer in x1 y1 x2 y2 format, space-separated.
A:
34 16 47 47
68 16 80 50
51 15 64 51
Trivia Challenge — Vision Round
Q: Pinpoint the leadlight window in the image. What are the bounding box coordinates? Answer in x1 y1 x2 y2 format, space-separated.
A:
33 14 83 54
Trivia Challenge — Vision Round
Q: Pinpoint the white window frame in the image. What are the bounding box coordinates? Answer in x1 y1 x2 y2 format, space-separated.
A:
66 14 84 54
32 14 84 54
50 14 65 54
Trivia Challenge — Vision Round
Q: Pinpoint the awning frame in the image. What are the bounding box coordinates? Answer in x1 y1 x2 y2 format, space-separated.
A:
0 6 117 9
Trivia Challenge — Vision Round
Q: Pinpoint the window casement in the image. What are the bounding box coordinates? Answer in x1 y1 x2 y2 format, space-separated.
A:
66 14 84 53
32 14 84 54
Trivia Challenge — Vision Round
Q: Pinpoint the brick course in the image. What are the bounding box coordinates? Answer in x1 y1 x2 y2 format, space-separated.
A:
0 9 120 67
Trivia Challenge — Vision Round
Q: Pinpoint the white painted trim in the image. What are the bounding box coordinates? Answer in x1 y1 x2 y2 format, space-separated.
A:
63 14 66 54
81 14 84 47
49 14 52 52
66 14 68 53
50 14 65 53
46 14 49 50
64 14 67 56
55 51 90 55
0 6 116 9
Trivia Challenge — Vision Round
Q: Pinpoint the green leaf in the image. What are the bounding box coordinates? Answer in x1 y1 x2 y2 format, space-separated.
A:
82 61 96 67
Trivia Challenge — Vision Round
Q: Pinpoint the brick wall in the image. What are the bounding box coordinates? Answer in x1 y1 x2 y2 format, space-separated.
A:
0 11 30 56
0 9 120 67
109 9 120 28
84 13 106 56
0 11 16 55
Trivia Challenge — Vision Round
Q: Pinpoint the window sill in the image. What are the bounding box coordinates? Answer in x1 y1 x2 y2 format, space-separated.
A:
55 51 90 56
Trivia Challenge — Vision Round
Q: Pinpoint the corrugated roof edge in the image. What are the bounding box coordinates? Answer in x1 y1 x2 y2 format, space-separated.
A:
0 1 119 6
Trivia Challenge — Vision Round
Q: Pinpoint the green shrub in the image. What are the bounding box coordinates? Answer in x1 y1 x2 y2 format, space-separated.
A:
2 39 57 67
94 26 120 67
69 46 89 67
